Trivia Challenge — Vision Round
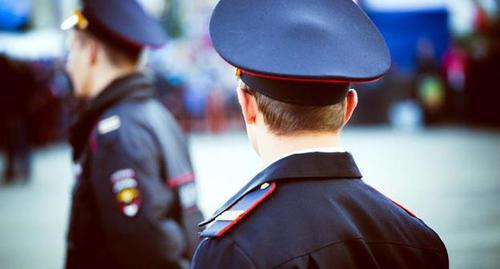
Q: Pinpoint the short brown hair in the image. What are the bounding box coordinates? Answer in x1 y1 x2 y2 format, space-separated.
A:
75 30 141 66
240 81 347 135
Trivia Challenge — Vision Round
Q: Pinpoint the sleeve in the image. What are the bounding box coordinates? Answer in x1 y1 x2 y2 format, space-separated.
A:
88 120 188 268
191 238 256 269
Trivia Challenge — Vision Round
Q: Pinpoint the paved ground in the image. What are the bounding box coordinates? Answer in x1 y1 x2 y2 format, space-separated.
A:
0 127 499 269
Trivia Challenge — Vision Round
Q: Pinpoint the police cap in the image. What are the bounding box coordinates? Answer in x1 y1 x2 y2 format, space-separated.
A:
61 0 167 53
210 0 391 106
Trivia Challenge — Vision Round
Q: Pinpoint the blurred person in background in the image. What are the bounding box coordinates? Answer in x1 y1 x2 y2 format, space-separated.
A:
192 0 448 268
414 38 447 124
60 0 203 268
0 55 34 184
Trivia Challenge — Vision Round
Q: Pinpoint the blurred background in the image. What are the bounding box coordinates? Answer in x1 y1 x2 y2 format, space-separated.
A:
0 0 499 268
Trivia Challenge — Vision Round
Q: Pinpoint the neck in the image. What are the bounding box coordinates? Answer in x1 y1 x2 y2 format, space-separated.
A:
257 130 341 166
89 64 138 98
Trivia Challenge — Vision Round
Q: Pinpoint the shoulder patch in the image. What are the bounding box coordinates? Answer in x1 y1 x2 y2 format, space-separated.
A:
98 115 121 134
111 168 142 217
201 182 276 238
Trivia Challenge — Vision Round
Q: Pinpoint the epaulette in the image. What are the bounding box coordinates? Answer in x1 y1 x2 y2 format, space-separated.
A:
87 115 121 154
201 182 276 238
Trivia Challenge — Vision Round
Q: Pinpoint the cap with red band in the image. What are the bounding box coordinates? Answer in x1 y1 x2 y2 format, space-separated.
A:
209 0 391 106
61 0 167 53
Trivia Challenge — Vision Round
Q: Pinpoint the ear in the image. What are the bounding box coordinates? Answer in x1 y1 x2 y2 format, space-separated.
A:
236 87 258 125
88 39 99 66
343 89 358 125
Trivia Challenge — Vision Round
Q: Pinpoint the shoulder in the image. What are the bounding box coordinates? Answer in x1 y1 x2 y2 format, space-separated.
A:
101 97 182 140
198 179 448 267
194 182 279 267
198 181 332 267
101 98 159 128
196 180 364 267
91 103 158 158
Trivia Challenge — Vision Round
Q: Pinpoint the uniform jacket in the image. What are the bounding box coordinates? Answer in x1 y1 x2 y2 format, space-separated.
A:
66 73 203 269
192 152 448 269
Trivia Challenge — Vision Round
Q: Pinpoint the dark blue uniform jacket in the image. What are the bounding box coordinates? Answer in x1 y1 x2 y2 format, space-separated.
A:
192 152 448 269
66 73 203 269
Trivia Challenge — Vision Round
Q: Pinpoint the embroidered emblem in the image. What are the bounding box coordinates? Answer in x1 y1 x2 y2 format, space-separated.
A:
98 115 121 134
111 169 141 217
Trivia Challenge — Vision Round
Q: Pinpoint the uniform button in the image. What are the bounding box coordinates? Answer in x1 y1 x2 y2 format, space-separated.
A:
260 183 270 190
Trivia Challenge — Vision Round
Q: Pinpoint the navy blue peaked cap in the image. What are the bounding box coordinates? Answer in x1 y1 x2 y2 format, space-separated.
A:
210 0 391 106
61 0 167 52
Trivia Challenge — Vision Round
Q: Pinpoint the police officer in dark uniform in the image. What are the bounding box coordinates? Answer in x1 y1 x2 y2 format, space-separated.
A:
60 1 203 268
191 0 448 268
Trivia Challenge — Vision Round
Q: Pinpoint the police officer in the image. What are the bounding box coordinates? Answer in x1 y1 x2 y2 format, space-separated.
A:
191 0 448 268
61 0 203 268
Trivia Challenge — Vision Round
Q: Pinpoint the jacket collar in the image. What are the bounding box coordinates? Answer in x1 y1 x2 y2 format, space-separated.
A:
69 72 155 161
200 151 362 226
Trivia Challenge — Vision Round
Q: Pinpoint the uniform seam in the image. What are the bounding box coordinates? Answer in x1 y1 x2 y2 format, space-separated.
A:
230 238 258 269
192 238 209 263
273 237 445 268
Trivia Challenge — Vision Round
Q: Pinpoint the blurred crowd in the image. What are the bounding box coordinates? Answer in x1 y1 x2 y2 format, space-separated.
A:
1 0 500 182
354 0 500 128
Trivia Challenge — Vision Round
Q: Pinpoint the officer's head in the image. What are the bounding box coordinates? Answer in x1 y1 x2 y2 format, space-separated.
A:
236 79 358 152
61 0 167 98
209 0 391 154
66 29 142 98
